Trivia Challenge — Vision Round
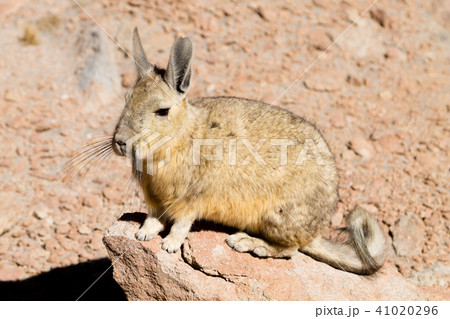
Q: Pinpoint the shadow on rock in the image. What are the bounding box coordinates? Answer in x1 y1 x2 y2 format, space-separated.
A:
0 258 126 301
119 211 237 237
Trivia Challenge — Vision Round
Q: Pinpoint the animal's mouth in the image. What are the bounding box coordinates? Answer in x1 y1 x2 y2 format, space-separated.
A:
112 137 123 156
112 135 139 158
115 142 141 167
112 139 143 175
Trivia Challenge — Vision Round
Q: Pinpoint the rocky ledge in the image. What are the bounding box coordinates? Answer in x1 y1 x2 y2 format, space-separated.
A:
103 213 448 301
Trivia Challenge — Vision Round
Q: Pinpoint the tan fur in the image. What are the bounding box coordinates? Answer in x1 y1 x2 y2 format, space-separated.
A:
112 29 386 275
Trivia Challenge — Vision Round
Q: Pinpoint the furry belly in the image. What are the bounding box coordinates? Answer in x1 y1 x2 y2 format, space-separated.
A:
182 196 279 234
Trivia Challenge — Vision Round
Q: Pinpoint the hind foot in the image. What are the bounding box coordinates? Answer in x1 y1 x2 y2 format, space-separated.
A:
226 232 297 258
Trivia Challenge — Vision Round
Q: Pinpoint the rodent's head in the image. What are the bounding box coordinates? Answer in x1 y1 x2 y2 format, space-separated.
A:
112 28 193 158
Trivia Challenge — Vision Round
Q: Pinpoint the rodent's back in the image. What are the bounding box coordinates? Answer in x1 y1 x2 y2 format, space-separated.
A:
190 97 323 144
190 96 335 166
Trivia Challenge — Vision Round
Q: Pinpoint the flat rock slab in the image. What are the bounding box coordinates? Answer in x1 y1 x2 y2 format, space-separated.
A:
103 213 448 301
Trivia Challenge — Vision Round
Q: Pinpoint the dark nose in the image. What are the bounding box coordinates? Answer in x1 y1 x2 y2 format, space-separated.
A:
113 138 127 156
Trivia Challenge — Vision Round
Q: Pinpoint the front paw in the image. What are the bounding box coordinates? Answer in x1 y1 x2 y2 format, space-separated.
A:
162 236 184 253
136 218 164 241
135 228 157 241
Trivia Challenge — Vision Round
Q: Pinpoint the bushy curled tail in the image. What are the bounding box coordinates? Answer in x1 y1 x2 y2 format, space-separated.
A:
301 207 386 275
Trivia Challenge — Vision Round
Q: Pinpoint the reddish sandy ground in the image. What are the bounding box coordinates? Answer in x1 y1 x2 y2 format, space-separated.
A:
0 0 448 298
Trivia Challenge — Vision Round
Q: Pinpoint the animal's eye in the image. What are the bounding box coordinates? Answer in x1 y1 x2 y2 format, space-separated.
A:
155 108 170 116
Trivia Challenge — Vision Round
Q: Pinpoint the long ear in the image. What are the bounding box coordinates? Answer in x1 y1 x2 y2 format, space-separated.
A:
165 37 193 96
132 27 153 78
